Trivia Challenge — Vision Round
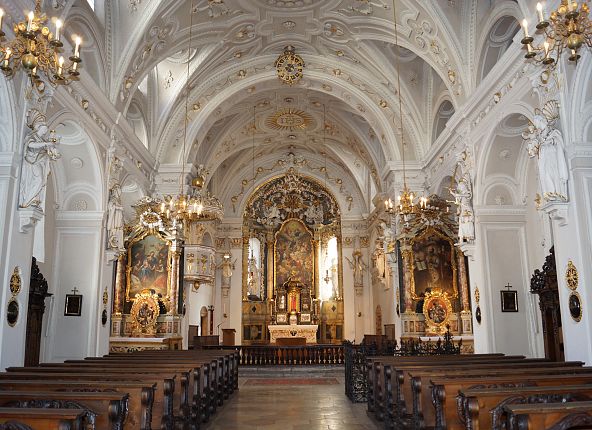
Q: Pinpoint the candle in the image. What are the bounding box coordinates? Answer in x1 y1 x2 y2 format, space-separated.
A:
0 9 4 29
522 19 530 38
57 56 64 76
71 61 78 71
55 19 62 42
3 48 10 67
536 3 544 22
27 11 34 32
527 43 533 53
74 36 81 57
544 40 550 57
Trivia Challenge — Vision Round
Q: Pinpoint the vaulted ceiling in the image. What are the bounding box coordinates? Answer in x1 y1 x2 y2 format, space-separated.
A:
70 0 524 215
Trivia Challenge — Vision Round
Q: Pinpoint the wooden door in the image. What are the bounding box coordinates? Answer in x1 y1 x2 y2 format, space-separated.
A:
24 257 52 367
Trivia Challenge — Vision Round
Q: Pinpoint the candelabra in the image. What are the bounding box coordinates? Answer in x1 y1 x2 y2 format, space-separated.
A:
0 0 82 86
521 1 591 68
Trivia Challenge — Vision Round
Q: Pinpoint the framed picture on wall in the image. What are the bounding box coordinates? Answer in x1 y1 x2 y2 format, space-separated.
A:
500 287 518 312
64 293 83 316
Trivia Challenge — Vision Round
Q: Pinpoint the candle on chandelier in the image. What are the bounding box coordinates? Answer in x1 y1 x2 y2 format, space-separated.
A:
521 19 530 38
3 48 10 68
74 36 81 58
55 19 62 42
27 11 34 32
544 40 550 57
536 3 544 22
57 56 64 76
0 8 4 29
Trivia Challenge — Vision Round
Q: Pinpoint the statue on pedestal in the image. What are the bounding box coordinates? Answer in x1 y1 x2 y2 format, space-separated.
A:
346 249 367 288
522 102 568 202
450 150 475 243
107 184 125 251
19 109 61 209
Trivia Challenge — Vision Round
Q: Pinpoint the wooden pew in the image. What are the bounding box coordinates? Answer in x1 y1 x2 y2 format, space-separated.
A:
0 379 155 430
503 400 592 430
460 384 592 430
3 368 174 430
408 361 586 429
0 390 128 430
431 372 592 430
368 355 524 423
0 408 86 430
59 357 215 423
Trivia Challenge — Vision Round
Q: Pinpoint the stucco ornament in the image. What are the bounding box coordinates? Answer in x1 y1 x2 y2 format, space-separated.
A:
522 101 568 202
19 109 61 209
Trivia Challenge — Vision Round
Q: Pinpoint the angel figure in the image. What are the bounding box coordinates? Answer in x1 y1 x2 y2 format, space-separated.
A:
345 249 368 287
19 109 61 209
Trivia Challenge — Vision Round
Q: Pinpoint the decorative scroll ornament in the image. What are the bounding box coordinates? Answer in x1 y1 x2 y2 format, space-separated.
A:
275 45 305 85
565 260 579 290
9 267 21 296
130 289 160 336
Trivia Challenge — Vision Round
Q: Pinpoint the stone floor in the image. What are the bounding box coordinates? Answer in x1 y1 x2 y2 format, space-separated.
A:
202 376 379 430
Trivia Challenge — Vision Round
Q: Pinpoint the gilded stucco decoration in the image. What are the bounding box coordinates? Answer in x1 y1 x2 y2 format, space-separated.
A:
129 289 160 336
244 169 340 228
266 108 313 131
565 260 579 291
9 267 21 297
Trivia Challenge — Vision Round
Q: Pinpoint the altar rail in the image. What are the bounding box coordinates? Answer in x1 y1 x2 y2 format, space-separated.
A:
345 327 462 403
203 344 344 365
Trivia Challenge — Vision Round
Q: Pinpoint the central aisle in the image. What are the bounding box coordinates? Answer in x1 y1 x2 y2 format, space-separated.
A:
202 375 378 430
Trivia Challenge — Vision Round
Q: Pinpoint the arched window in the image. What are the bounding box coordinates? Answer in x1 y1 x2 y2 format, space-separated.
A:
247 237 263 298
320 236 339 300
86 0 95 10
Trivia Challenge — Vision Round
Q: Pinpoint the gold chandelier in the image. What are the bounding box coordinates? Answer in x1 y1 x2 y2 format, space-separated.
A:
162 0 223 225
384 0 427 219
521 1 591 68
0 0 82 86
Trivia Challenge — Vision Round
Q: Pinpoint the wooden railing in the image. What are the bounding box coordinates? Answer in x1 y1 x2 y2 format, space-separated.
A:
203 344 345 365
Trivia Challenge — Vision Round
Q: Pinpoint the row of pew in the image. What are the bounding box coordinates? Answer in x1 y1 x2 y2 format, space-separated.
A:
0 348 239 429
367 353 592 429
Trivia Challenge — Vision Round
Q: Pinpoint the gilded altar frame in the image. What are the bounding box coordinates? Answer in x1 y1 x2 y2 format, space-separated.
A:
409 227 458 301
125 229 173 304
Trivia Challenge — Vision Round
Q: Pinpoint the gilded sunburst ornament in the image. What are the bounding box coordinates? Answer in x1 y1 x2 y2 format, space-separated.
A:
266 108 313 131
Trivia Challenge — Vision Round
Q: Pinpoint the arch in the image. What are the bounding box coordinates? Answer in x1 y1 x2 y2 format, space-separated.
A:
476 15 520 85
432 100 455 143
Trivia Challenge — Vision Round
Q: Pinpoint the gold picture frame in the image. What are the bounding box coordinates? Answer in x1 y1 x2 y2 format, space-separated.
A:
422 288 452 335
125 230 172 304
409 227 458 300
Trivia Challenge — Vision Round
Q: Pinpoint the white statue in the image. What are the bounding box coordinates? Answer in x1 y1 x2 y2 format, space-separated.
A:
523 109 569 201
19 109 61 209
450 150 475 243
345 249 367 287
304 202 324 224
218 255 235 289
107 184 125 251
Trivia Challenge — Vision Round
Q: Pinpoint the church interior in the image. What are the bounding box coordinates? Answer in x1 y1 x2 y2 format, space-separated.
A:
1 0 592 428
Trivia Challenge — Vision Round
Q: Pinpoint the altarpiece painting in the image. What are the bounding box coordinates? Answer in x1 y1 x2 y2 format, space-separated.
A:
274 219 314 288
126 233 170 302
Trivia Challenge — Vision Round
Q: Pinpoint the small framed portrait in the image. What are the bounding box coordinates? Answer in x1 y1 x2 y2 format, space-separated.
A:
64 294 83 316
500 289 518 312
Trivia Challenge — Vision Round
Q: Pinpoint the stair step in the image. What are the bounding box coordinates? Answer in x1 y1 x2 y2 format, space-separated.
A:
239 365 344 378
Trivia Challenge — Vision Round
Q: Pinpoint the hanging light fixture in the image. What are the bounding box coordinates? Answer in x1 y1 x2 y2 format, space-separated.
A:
384 0 428 219
161 0 223 224
521 1 591 68
0 0 82 86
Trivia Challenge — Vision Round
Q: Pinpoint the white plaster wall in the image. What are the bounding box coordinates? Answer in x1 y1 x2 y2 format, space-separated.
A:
341 245 357 342
187 282 214 335
43 213 103 362
483 226 541 357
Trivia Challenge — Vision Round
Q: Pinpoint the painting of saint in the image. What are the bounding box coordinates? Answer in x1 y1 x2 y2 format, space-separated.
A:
411 233 456 299
126 234 170 301
275 219 314 288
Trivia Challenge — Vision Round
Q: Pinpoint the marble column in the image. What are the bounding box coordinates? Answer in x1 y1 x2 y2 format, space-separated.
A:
113 253 126 315
169 250 181 314
457 250 470 312
400 247 414 313
266 230 274 300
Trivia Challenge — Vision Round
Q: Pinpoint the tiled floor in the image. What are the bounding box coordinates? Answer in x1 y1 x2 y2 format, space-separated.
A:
202 377 379 430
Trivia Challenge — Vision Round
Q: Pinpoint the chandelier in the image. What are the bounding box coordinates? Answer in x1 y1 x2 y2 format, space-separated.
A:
521 1 591 68
0 0 82 86
162 0 223 225
384 0 428 219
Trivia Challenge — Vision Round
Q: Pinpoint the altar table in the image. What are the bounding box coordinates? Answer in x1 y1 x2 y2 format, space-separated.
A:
268 324 318 344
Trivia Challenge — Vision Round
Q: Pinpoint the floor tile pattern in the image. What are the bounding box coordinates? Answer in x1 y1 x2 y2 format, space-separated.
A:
202 377 378 429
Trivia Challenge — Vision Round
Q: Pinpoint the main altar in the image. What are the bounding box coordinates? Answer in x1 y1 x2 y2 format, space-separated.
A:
268 325 319 344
